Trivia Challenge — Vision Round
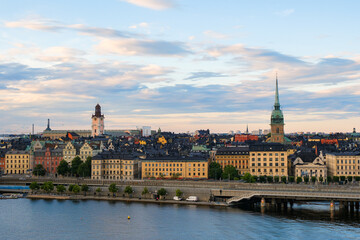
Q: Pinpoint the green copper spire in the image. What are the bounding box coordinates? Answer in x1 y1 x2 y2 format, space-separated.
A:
274 73 280 110
271 74 284 125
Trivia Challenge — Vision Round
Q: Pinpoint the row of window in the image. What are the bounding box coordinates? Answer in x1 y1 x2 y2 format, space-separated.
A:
336 160 360 164
144 163 205 167
92 171 132 175
337 166 360 170
145 172 205 177
92 165 132 169
251 153 285 156
251 158 285 161
252 163 285 167
6 160 29 163
6 155 29 159
251 168 285 173
6 165 29 169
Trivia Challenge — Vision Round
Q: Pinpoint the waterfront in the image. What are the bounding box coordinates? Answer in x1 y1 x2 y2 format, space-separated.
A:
1 199 360 240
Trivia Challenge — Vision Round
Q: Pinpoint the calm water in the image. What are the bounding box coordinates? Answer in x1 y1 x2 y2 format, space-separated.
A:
1 199 360 240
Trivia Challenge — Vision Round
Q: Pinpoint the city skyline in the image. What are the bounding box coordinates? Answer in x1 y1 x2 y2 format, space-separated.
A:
1 0 360 133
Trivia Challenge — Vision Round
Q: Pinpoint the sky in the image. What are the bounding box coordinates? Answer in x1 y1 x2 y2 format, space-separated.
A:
0 0 360 134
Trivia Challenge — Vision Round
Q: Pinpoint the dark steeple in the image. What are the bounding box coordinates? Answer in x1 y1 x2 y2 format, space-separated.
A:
271 75 284 125
45 119 51 131
93 104 104 118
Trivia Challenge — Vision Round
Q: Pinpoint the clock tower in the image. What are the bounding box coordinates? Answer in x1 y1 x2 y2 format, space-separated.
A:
92 104 104 137
270 76 285 143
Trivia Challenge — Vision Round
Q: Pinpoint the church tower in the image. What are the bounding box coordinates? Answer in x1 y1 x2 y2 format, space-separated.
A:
92 104 104 137
270 76 285 143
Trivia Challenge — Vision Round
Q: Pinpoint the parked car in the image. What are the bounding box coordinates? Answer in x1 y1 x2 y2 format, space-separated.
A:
186 196 198 202
173 196 182 201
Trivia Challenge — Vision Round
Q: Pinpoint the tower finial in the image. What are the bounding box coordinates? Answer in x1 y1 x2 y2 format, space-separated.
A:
274 74 280 109
246 124 249 134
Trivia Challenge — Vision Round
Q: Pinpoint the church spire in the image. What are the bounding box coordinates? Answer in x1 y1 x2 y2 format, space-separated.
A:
274 73 280 110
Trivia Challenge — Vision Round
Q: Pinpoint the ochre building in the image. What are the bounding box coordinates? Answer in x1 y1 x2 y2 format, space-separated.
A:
5 151 30 174
215 146 249 175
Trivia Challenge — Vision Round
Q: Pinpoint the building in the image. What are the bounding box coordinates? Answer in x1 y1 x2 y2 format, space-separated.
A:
63 142 81 164
92 104 105 137
141 156 208 179
269 76 285 144
293 154 327 180
234 134 258 142
0 150 6 174
215 146 249 175
91 151 139 180
5 151 30 174
326 152 360 177
34 148 63 175
249 143 289 177
43 129 91 139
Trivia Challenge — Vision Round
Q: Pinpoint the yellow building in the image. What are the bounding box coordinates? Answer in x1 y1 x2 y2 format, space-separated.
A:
5 151 30 174
142 157 208 179
215 146 249 175
91 152 139 180
249 144 289 177
62 142 81 164
326 152 360 177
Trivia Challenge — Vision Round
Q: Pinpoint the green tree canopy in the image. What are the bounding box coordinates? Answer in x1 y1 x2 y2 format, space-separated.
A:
33 164 46 176
81 184 89 192
124 186 133 195
42 181 54 193
71 156 82 176
142 187 149 195
274 176 280 183
158 188 167 196
29 181 40 191
57 160 70 176
209 162 222 180
296 177 302 184
68 184 75 192
78 163 90 177
96 187 102 193
72 184 80 194
222 165 239 180
109 183 118 193
281 176 287 183
175 189 183 197
56 185 66 193
242 173 255 183
288 176 295 183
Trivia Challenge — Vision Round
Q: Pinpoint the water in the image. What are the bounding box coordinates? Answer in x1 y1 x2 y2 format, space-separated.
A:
1 199 360 240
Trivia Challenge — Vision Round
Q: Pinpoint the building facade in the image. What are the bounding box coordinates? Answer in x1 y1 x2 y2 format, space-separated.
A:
249 144 289 177
141 157 208 179
5 151 30 174
270 77 285 144
34 148 63 175
215 146 249 175
63 142 81 164
293 156 327 180
326 152 360 177
91 152 139 180
92 104 104 137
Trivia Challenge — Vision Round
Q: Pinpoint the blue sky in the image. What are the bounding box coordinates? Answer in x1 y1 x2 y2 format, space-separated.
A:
0 0 359 134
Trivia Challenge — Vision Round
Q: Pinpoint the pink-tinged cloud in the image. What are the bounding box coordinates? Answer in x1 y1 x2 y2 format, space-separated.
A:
121 0 176 10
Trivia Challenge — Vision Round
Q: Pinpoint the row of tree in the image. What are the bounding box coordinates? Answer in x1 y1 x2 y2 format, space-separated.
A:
29 181 89 194
209 163 360 184
57 156 92 177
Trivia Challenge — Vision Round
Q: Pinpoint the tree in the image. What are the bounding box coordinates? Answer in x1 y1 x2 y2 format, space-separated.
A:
175 189 183 197
33 164 46 176
296 177 302 184
288 176 295 183
281 176 287 183
96 187 102 195
29 182 40 191
242 173 252 183
171 173 181 179
142 187 149 195
158 188 167 198
124 186 133 196
56 185 66 193
85 156 92 177
340 176 346 182
303 176 309 183
327 176 332 183
109 183 118 197
68 184 75 192
222 165 239 180
347 176 353 183
267 176 273 183
274 176 279 183
78 163 90 178
81 184 89 196
259 176 267 183
71 156 82 176
72 184 80 194
333 176 339 183
355 176 360 182
311 176 316 183
57 160 70 176
209 162 222 180
42 181 54 193
319 176 324 183
159 173 165 179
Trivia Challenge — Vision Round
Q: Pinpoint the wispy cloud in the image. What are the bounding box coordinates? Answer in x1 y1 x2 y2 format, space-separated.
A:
276 9 295 17
203 30 229 39
185 72 229 80
121 0 176 10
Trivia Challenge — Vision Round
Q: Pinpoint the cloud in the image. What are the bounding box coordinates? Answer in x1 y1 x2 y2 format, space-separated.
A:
4 18 63 31
96 38 191 56
129 22 149 29
121 0 176 10
203 30 229 39
276 9 295 17
185 72 229 80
